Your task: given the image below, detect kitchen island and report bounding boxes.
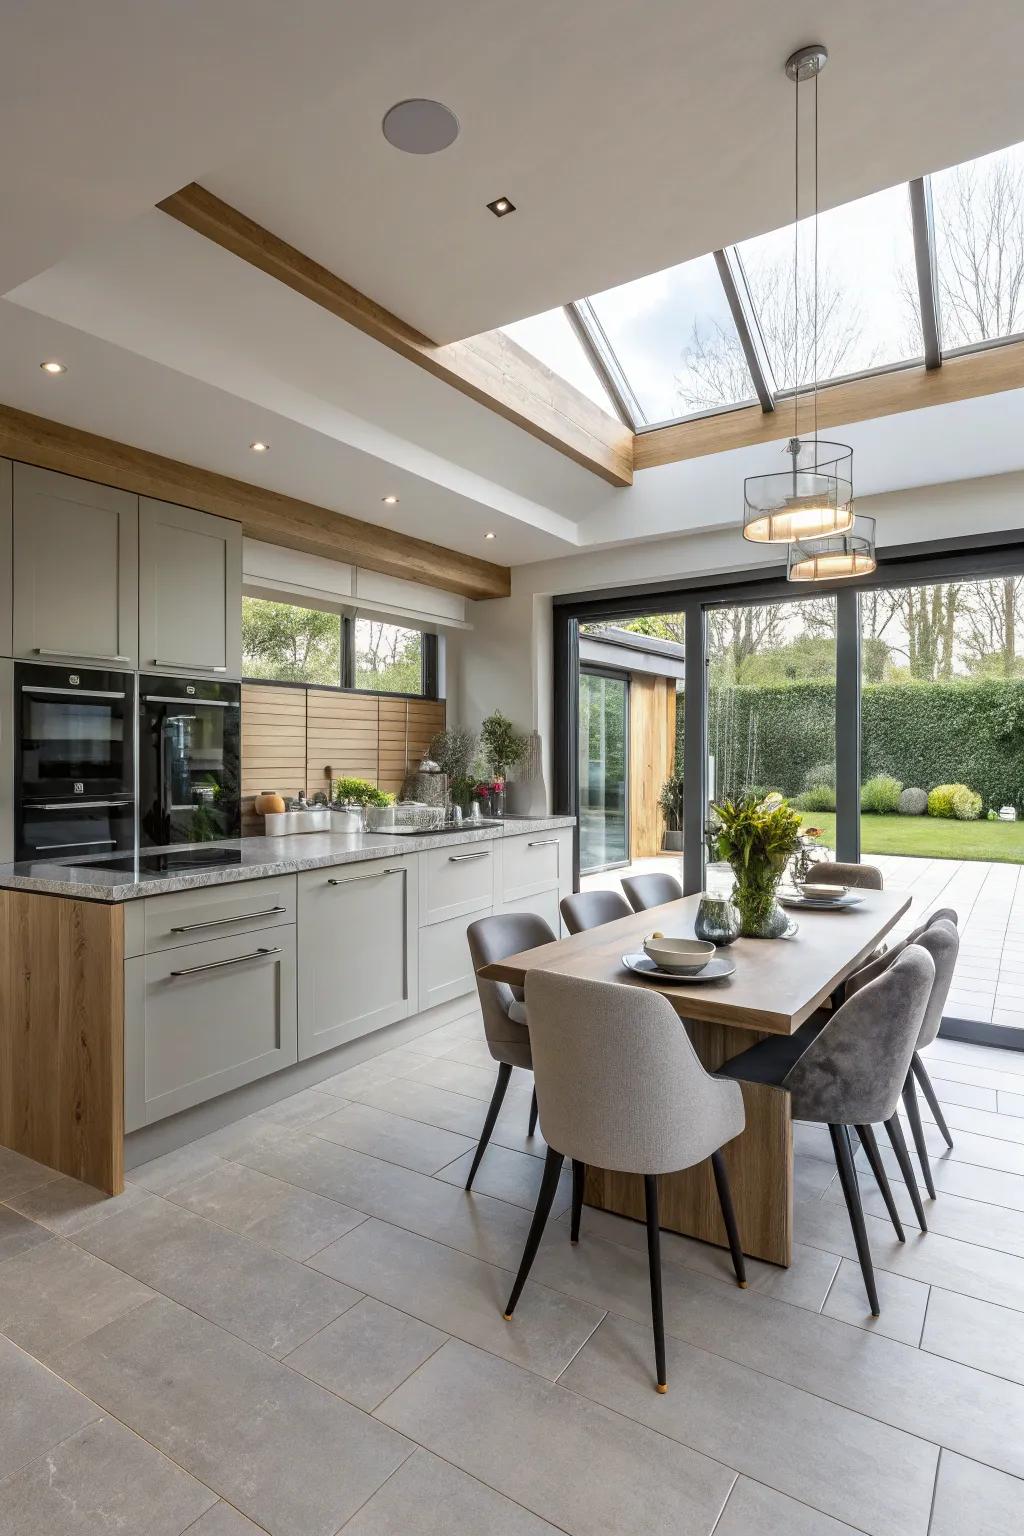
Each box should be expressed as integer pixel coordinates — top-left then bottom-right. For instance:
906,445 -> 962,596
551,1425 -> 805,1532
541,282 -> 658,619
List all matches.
0,816 -> 574,1194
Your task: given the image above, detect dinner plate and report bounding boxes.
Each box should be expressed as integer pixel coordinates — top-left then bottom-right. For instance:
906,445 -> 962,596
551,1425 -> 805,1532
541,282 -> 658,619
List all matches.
622,952 -> 736,984
779,890 -> 864,911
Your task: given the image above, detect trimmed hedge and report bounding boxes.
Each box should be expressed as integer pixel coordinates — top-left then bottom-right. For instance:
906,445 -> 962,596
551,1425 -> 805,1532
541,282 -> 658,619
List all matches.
698,678 -> 1024,813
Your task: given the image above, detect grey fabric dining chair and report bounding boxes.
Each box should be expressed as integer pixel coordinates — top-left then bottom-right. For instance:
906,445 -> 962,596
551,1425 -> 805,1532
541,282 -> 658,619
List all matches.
559,888 -> 632,934
908,911 -> 958,1157
718,947 -> 934,1316
466,911 -> 556,1188
502,971 -> 746,1394
620,871 -> 684,912
813,860 -> 884,891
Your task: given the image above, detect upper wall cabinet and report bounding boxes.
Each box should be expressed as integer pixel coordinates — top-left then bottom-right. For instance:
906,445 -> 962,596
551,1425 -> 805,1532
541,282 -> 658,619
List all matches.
12,464 -> 138,666
139,498 -> 242,678
0,459 -> 11,657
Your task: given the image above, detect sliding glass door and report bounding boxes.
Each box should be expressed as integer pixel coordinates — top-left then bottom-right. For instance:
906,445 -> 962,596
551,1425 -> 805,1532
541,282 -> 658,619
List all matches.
578,670 -> 628,873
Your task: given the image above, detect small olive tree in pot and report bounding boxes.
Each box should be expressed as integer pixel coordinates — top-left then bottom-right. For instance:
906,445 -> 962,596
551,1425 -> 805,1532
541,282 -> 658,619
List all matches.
659,767 -> 685,852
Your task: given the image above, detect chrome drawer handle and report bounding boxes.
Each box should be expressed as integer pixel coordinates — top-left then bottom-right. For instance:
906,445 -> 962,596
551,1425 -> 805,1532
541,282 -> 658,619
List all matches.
328,867 -> 405,885
33,648 -> 131,664
169,946 -> 280,978
152,660 -> 228,673
35,799 -> 132,811
37,838 -> 117,851
170,906 -> 286,933
527,839 -> 558,847
449,851 -> 490,862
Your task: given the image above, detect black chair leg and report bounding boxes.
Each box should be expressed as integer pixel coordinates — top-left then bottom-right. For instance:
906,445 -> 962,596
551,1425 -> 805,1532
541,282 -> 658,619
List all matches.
570,1160 -> 585,1243
465,1063 -> 512,1191
902,1074 -> 937,1200
912,1055 -> 954,1148
829,1123 -> 880,1317
528,1087 -> 539,1138
644,1175 -> 668,1393
884,1114 -> 928,1232
503,1147 -> 565,1319
855,1124 -> 905,1242
710,1149 -> 747,1287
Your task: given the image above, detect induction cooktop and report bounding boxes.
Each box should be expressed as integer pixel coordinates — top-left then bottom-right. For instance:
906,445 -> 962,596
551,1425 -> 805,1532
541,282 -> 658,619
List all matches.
101,847 -> 244,875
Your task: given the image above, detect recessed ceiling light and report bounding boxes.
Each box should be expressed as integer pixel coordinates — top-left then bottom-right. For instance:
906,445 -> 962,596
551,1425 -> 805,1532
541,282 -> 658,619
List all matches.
484,531 -> 497,540
382,494 -> 400,505
40,360 -> 66,374
382,99 -> 460,155
487,196 -> 516,218
250,441 -> 270,453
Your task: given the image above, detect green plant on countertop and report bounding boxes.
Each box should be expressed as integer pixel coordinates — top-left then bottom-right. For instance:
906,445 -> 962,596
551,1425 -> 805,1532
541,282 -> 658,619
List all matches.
429,727 -> 478,784
331,777 -> 393,808
449,775 -> 478,811
480,710 -> 528,781
713,792 -> 803,937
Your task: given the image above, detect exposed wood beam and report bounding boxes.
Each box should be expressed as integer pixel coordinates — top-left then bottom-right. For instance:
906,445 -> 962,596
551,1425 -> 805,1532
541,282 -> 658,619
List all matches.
158,183 -> 634,489
634,340 -> 1024,471
0,404 -> 510,600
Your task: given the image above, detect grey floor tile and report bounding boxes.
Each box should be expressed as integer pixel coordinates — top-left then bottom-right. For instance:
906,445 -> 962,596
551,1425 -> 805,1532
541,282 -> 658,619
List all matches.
0,1334 -> 99,1481
0,1147 -> 60,1202
350,1074 -> 547,1159
402,1015 -> 483,1057
340,1447 -> 562,1535
56,1297 -> 412,1536
285,1295 -> 447,1411
190,1114 -> 289,1162
435,1142 -> 572,1216
311,1102 -> 475,1174
922,1285 -> 1024,1385
929,1449 -> 1024,1536
163,1159 -> 366,1260
714,1477 -> 859,1535
561,1313 -> 936,1536
913,1096 -> 1024,1145
402,1055 -> 529,1103
310,1218 -> 604,1379
247,1085 -> 341,1130
317,1052 -> 433,1099
821,1258 -> 930,1345
128,1142 -> 226,1196
0,1237 -> 153,1366
893,1119 -> 1024,1178
793,1153 -> 837,1202
1000,1089 -> 1024,1117
439,1038 -> 499,1069
75,1196 -> 360,1357
183,1507 -> 267,1535
928,1080 -> 999,1113
0,1415 -> 216,1535
376,1338 -> 735,1536
0,1205 -> 51,1267
4,1174 -> 149,1236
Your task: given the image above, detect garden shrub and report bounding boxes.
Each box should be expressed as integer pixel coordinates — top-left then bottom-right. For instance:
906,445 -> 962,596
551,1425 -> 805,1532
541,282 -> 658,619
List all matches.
928,784 -> 957,818
861,774 -> 903,815
803,762 -> 836,791
899,787 -> 928,816
795,784 -> 837,812
951,784 -> 983,821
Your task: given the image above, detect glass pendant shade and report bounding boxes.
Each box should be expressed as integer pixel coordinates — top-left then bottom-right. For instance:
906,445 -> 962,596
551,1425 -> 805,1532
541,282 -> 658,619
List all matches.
787,514 -> 876,581
743,437 -> 854,543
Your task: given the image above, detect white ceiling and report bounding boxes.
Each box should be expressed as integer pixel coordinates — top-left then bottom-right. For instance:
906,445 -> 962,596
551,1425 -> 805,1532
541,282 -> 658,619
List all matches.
3,1 -> 1024,575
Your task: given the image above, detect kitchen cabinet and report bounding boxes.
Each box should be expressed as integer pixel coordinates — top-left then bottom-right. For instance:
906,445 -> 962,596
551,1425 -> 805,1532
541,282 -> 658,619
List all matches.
138,497 -> 242,678
0,458 -> 11,656
297,854 -> 418,1059
499,827 -> 574,906
12,464 -> 138,666
419,908 -> 479,1010
0,661 -> 11,862
124,925 -> 297,1131
418,838 -> 494,924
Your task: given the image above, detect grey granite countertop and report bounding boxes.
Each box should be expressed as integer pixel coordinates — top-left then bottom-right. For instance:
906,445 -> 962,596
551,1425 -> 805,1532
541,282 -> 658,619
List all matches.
0,816 -> 576,903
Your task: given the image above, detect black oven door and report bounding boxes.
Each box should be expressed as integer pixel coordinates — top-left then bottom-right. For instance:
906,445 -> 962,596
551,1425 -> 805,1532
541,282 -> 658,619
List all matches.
18,797 -> 135,863
16,664 -> 134,800
138,675 -> 241,847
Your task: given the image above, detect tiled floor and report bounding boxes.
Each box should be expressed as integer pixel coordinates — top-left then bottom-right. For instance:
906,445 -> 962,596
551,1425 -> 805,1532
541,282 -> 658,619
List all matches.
585,851 -> 1024,1028
2,1018 -> 1024,1534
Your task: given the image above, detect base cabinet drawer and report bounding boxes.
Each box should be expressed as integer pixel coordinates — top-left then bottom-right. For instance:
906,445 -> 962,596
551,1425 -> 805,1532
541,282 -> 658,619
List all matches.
419,839 -> 495,924
501,829 -> 572,903
419,909 -> 481,1011
297,856 -> 417,1060
125,927 -> 297,1130
497,886 -> 560,935
139,875 -> 297,955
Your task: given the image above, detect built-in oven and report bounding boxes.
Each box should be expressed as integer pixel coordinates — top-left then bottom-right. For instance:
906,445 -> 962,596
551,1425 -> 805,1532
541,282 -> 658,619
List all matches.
138,674 -> 241,848
14,662 -> 136,862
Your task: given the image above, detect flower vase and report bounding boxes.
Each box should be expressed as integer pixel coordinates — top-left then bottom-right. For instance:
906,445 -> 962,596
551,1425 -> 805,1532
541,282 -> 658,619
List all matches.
731,869 -> 789,938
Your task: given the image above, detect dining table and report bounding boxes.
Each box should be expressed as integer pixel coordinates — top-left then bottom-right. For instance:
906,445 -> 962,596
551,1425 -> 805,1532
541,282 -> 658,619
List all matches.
478,887 -> 911,1266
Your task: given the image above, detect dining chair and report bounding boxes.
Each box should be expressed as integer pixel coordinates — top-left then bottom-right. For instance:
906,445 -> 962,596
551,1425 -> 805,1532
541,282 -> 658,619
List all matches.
466,911 -> 556,1187
559,888 -> 632,934
908,910 -> 958,1153
502,971 -> 746,1394
621,871 -> 684,912
718,946 -> 934,1316
812,860 -> 883,890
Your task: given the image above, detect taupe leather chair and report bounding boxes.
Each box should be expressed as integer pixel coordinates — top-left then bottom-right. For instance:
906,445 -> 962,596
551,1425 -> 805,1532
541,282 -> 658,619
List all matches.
813,860 -> 883,890
719,947 -> 934,1316
621,871 -> 683,912
466,912 -> 556,1189
503,972 -> 746,1394
560,889 -> 631,934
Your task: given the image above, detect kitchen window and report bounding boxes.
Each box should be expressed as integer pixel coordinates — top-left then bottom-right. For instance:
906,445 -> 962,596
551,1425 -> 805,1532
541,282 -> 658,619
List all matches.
242,595 -> 435,698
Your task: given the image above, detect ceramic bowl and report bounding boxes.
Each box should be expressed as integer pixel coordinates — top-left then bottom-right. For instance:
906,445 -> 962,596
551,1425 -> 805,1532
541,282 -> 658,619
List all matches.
642,936 -> 716,975
797,883 -> 846,901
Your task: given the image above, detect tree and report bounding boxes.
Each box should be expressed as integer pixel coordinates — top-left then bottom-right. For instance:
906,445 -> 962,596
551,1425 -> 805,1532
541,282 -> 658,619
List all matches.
241,597 -> 340,684
354,621 -> 423,693
958,576 -> 1024,677
933,153 -> 1024,345
707,604 -> 786,684
894,585 -> 961,681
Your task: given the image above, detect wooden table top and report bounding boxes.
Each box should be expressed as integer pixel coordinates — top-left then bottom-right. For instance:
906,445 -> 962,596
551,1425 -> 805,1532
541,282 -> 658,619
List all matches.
479,890 -> 912,1036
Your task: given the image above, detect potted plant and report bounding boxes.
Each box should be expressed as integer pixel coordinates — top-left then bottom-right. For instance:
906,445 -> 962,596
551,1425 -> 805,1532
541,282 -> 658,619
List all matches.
429,727 -> 478,801
330,777 -> 393,832
658,766 -> 684,852
479,710 -> 528,816
712,792 -> 802,938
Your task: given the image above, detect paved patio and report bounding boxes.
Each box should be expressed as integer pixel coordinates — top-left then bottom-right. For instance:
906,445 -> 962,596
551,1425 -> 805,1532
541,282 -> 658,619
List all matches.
583,852 -> 1024,1031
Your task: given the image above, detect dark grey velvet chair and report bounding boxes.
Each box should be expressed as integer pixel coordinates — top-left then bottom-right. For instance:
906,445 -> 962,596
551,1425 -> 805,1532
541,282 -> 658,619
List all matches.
560,889 -> 631,934
813,860 -> 884,891
620,871 -> 683,912
719,947 -> 935,1316
466,911 -> 556,1189
908,911 -> 959,1159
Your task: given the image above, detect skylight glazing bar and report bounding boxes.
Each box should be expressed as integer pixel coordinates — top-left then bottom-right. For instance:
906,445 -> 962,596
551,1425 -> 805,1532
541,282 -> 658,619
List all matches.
567,299 -> 648,428
909,176 -> 942,369
714,248 -> 777,412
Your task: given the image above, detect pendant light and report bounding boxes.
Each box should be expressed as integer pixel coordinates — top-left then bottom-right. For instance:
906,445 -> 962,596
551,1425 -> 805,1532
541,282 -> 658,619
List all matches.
787,514 -> 877,581
742,44 -> 856,549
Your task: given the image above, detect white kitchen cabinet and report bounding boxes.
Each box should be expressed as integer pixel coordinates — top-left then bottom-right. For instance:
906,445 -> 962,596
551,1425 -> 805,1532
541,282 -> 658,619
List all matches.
12,464 -> 138,666
138,497 -> 242,678
124,925 -> 297,1131
297,854 -> 418,1059
418,838 -> 495,924
418,908 -> 480,1010
497,885 -> 561,935
138,874 -> 296,955
0,660 -> 12,863
499,827 -> 574,906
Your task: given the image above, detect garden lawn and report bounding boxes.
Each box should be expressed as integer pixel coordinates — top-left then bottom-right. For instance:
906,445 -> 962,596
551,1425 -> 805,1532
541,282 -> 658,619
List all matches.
796,812 -> 1024,865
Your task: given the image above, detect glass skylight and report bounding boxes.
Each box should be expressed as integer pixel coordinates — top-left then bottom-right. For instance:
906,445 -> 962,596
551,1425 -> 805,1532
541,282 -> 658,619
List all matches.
500,308 -> 618,415
931,138 -> 1024,350
586,253 -> 756,425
